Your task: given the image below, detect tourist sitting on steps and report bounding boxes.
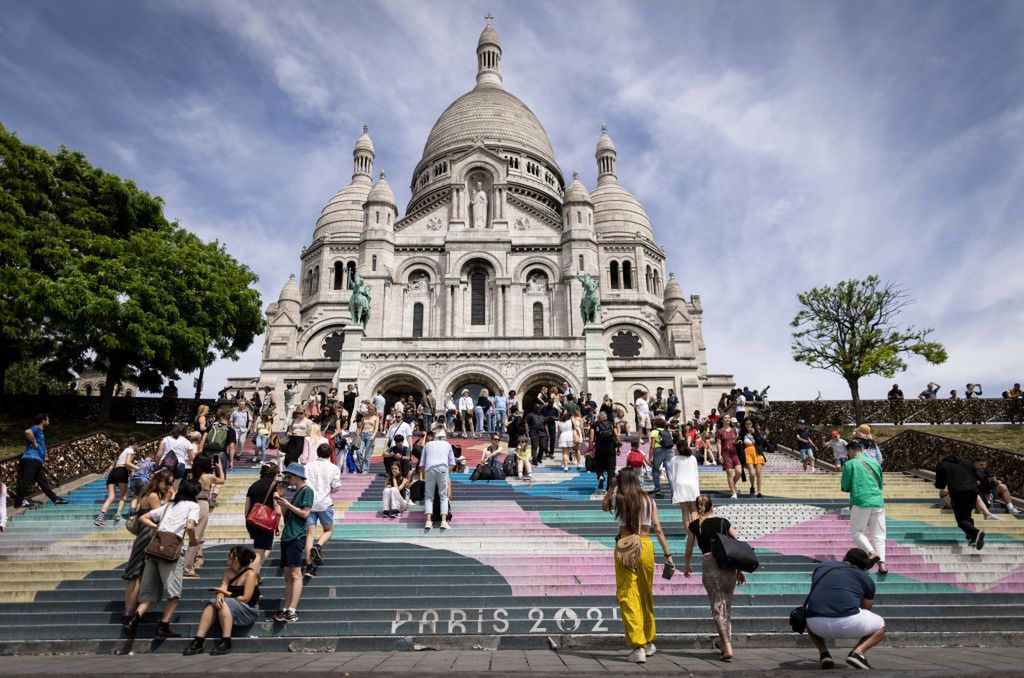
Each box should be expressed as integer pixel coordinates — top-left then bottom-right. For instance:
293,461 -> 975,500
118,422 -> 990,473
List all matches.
804,548 -> 886,670
382,462 -> 410,518
182,546 -> 261,656
974,457 -> 1020,516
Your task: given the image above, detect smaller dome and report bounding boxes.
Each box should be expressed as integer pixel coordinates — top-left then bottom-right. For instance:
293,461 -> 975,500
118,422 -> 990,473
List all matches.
563,172 -> 592,204
596,124 -> 616,154
663,273 -> 685,305
366,171 -> 396,206
278,274 -> 300,305
314,180 -> 372,238
354,124 -> 374,154
591,181 -> 654,239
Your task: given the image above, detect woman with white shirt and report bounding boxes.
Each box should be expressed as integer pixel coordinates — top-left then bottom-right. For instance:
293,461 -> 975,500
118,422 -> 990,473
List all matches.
670,438 -> 701,523
444,392 -> 457,433
457,389 -> 473,438
95,437 -> 138,527
159,424 -> 192,486
125,479 -> 201,640
556,411 -> 575,472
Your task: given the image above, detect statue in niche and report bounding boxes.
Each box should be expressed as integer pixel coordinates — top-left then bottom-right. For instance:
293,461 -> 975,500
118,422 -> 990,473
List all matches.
471,181 -> 488,228
408,275 -> 428,295
526,272 -> 548,294
578,272 -> 600,325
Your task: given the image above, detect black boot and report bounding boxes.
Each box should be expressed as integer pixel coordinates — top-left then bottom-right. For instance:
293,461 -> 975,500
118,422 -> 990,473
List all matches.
183,637 -> 206,655
209,638 -> 232,655
155,622 -> 181,640
124,613 -> 140,638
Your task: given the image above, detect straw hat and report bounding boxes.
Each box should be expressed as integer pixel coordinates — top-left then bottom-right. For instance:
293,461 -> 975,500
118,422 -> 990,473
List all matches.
854,424 -> 874,440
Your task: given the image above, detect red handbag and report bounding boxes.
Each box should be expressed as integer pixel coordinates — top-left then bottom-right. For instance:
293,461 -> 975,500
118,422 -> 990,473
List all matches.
246,481 -> 280,533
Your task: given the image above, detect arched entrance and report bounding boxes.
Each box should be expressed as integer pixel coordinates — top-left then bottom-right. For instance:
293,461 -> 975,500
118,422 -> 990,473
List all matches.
516,371 -> 580,415
369,372 -> 430,418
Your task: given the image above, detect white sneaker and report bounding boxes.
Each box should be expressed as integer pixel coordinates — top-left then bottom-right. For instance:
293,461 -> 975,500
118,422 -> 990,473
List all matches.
424,521 -> 433,530
730,493 -> 738,499
626,647 -> 646,663
643,642 -> 656,656
1009,505 -> 1021,515
985,514 -> 1001,521
440,521 -> 450,530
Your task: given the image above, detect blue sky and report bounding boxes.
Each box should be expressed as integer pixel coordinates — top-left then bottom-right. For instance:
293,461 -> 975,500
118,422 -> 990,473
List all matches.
2,0 -> 1022,399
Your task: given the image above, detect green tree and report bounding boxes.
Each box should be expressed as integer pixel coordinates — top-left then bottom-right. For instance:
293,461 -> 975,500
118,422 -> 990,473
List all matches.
0,123 -> 265,419
790,275 -> 947,423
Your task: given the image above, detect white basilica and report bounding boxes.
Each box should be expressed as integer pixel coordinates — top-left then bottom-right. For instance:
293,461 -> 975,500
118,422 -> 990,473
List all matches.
243,19 -> 732,423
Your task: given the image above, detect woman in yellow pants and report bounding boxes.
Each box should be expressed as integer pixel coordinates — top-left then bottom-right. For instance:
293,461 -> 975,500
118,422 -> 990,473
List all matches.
602,469 -> 674,663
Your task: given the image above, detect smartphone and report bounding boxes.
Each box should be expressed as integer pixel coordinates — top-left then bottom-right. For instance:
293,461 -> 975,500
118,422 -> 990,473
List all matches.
662,561 -> 676,580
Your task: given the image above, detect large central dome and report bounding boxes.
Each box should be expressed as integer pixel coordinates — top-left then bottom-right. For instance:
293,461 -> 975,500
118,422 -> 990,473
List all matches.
421,86 -> 558,170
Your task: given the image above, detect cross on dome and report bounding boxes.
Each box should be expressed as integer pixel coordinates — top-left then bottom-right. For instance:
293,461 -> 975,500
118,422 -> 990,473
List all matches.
363,123 -> 369,134
485,13 -> 494,25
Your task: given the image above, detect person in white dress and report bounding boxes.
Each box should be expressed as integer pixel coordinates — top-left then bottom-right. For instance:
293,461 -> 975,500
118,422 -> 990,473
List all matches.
556,411 -> 576,472
670,438 -> 701,523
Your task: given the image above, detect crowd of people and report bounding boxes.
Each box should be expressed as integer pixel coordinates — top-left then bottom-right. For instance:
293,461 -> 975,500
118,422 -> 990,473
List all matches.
6,369 -> 1020,664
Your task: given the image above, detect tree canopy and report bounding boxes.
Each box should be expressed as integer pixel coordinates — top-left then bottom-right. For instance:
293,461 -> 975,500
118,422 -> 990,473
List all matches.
790,275 -> 947,423
0,123 -> 265,419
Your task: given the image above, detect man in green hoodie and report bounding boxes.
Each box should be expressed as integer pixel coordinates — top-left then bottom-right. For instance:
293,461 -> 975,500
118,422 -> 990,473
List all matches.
841,441 -> 887,574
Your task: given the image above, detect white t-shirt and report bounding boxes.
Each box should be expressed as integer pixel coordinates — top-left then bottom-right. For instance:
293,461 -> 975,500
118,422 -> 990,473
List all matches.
373,395 -> 386,412
635,398 -> 651,418
148,500 -> 200,537
735,395 -> 747,412
420,440 -> 456,470
826,438 -> 850,459
116,447 -> 134,466
160,435 -> 192,464
387,421 -> 413,448
394,401 -> 405,415
305,458 -> 341,512
458,396 -> 473,412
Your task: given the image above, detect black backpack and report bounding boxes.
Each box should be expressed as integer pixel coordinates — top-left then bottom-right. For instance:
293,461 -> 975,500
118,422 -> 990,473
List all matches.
595,420 -> 616,444
502,455 -> 518,478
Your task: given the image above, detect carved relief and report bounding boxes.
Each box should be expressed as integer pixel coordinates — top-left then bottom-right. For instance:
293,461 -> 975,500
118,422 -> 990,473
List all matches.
408,273 -> 429,295
525,272 -> 548,294
427,216 -> 444,231
500,362 -> 520,380
427,362 -> 448,378
359,363 -> 377,378
514,216 -> 530,231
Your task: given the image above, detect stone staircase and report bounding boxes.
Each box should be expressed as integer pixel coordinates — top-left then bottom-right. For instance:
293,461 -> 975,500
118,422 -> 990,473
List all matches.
0,440 -> 1021,653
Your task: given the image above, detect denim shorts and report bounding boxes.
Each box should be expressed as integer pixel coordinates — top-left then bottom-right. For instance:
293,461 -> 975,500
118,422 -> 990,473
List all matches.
799,447 -> 815,460
306,506 -> 334,527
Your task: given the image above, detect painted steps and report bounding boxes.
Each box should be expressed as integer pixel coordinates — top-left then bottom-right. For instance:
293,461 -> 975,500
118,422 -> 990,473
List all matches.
0,435 -> 1022,653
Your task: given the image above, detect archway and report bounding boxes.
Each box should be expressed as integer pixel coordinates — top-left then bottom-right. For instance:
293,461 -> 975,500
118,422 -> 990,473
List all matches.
516,371 -> 580,415
369,372 -> 430,418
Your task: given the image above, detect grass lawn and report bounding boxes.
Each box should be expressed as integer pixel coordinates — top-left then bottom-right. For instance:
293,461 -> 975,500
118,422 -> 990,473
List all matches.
0,414 -> 167,458
831,424 -> 1024,454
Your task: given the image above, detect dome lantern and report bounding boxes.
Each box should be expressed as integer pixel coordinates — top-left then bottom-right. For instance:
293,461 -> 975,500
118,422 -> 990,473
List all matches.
596,123 -> 617,184
476,14 -> 502,88
352,123 -> 374,183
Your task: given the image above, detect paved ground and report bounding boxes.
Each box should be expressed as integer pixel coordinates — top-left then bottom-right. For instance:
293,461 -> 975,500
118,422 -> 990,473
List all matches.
1,647 -> 1023,676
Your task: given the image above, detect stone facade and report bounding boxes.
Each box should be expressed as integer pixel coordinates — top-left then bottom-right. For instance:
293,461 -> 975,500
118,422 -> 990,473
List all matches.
231,19 -> 733,427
